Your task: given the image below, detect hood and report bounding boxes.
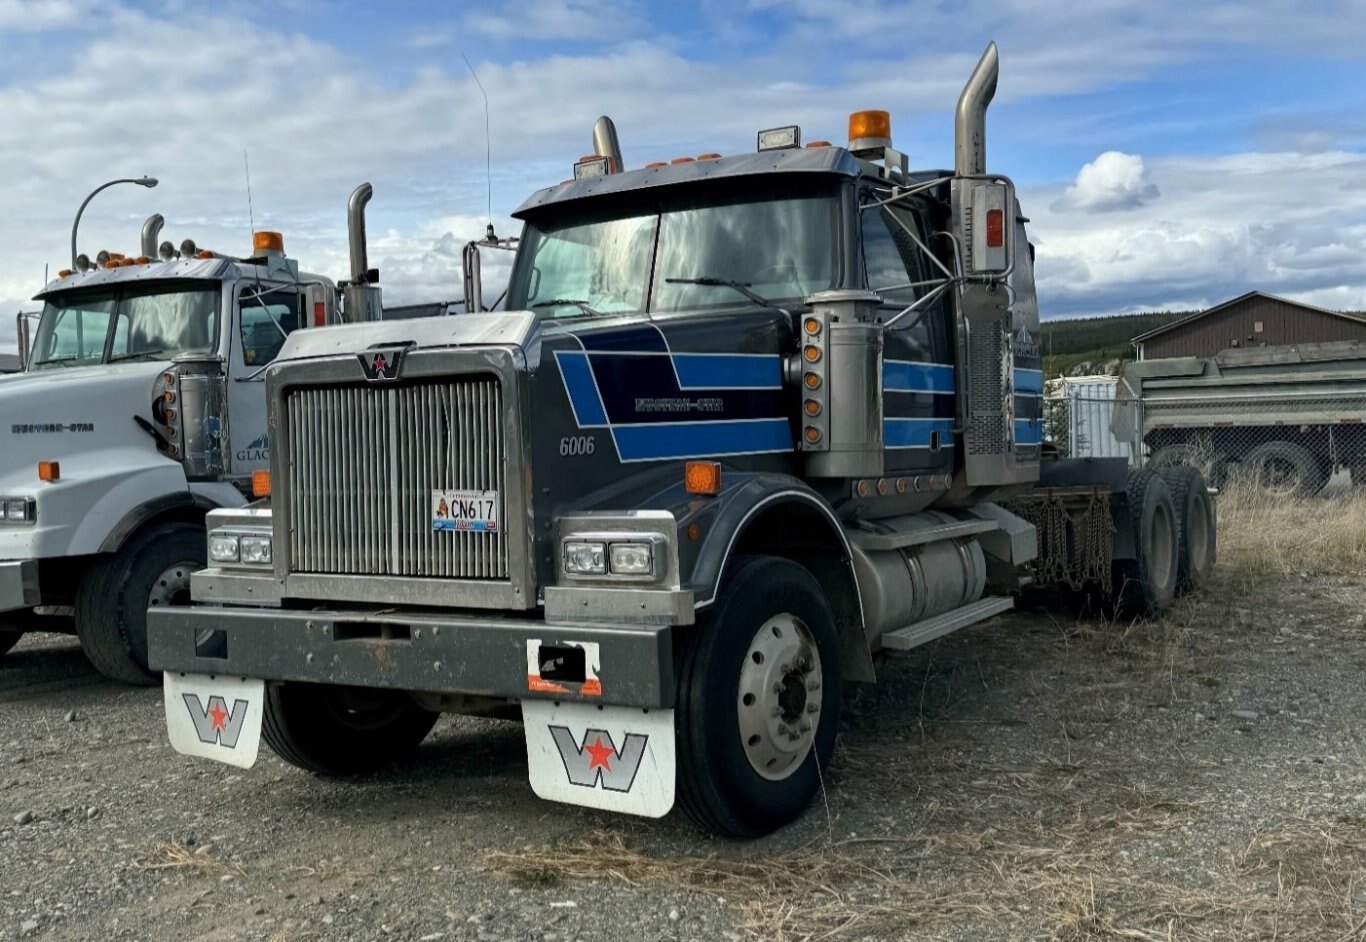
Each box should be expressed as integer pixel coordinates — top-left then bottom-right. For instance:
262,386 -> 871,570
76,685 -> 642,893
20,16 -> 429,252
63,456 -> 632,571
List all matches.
271,311 -> 543,370
0,360 -> 172,485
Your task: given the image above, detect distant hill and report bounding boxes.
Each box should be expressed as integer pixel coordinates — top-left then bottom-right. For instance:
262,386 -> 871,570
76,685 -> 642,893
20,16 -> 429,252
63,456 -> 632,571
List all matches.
1039,310 -> 1192,378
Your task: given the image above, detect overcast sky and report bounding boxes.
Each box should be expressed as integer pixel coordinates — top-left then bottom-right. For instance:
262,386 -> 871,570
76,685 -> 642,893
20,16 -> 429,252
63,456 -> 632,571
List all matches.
2,0 -> 1365,349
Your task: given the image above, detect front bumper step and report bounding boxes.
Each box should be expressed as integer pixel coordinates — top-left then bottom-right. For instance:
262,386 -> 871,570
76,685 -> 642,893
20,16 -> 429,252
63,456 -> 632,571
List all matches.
147,606 -> 676,708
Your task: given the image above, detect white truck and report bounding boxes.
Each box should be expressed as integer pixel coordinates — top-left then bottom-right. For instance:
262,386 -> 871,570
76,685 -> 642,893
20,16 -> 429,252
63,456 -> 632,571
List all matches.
0,191 -> 391,681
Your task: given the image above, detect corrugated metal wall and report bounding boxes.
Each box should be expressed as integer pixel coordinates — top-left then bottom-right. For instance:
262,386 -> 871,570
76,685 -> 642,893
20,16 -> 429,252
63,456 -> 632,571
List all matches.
1141,297 -> 1366,359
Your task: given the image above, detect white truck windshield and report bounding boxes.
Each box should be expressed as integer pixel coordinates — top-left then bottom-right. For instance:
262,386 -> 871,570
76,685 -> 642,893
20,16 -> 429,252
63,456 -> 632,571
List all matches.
509,187 -> 840,318
32,284 -> 220,369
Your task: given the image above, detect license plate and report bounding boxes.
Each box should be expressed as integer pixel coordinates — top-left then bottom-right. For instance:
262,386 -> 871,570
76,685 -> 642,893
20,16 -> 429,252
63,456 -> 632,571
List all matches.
522,700 -> 675,818
163,672 -> 264,769
432,489 -> 499,532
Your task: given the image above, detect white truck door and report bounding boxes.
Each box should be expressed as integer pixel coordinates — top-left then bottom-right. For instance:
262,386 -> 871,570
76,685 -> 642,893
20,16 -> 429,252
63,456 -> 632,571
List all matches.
225,284 -> 303,477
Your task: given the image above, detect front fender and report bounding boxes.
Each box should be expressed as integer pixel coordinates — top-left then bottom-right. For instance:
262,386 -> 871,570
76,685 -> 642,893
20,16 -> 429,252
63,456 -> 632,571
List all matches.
0,448 -> 206,560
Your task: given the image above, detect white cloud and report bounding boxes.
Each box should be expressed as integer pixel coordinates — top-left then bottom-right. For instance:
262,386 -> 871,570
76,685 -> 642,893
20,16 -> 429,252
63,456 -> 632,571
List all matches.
1054,151 -> 1160,212
1029,151 -> 1366,315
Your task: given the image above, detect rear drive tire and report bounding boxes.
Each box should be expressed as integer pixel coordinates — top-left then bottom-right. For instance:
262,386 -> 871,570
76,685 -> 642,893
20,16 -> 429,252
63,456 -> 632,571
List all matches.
262,682 -> 439,775
675,555 -> 842,838
1114,469 -> 1179,618
74,523 -> 204,685
1242,441 -> 1325,496
1159,465 -> 1217,594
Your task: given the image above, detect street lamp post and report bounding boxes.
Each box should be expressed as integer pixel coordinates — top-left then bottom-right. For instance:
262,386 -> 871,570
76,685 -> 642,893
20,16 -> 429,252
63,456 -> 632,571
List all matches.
70,176 -> 159,269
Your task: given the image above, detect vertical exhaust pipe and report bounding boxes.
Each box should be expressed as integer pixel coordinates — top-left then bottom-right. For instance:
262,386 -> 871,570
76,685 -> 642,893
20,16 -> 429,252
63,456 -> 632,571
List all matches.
592,116 -> 624,173
141,214 -> 164,259
344,182 -> 383,322
347,182 -> 373,283
954,42 -> 998,176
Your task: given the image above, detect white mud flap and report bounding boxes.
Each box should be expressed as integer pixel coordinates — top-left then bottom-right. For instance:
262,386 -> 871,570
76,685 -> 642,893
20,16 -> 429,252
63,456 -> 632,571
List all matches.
163,672 -> 265,769
522,700 -> 675,818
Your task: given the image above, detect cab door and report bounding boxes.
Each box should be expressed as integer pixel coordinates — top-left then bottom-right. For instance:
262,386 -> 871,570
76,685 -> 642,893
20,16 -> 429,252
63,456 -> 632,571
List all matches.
224,283 -> 302,477
859,197 -> 955,477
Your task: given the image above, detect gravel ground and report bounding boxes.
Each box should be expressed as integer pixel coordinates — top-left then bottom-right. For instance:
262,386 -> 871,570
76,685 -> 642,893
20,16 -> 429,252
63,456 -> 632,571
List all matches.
2,569 -> 1365,942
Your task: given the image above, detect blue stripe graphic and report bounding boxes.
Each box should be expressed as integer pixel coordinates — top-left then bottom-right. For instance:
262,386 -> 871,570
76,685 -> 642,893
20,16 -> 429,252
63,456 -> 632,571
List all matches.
1015,418 -> 1043,445
613,419 -> 792,461
885,360 -> 954,394
1014,369 -> 1044,396
554,351 -> 608,427
884,417 -> 956,449
673,354 -> 782,389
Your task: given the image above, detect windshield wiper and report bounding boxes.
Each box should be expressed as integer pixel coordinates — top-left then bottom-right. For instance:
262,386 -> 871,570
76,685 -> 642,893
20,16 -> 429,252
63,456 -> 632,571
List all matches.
34,357 -> 79,368
530,299 -> 602,317
665,277 -> 775,308
107,349 -> 166,363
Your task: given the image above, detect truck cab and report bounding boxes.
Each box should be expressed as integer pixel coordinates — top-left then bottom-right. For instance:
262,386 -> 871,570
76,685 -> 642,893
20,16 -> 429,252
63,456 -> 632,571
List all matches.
0,226 -> 338,681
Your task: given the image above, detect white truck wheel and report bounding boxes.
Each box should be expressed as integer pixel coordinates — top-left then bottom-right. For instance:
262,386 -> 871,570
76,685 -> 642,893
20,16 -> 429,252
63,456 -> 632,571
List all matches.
74,523 -> 204,685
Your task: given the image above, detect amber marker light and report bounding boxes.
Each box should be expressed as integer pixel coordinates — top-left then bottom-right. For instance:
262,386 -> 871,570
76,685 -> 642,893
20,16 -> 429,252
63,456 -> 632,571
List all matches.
685,461 -> 722,496
803,372 -> 821,390
804,427 -> 822,444
252,470 -> 272,498
38,461 -> 60,482
803,345 -> 821,363
804,399 -> 821,416
848,109 -> 892,142
803,317 -> 821,335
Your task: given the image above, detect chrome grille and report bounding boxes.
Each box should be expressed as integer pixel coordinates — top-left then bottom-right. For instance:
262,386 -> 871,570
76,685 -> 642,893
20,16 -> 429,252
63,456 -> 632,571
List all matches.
286,378 -> 508,579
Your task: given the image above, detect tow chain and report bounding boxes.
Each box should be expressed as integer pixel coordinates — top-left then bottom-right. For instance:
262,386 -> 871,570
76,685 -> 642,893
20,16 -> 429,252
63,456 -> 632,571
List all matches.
1006,490 -> 1114,593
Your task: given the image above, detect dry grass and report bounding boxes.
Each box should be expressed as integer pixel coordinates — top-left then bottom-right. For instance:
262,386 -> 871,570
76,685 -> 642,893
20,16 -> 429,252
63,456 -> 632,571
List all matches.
133,841 -> 244,878
484,804 -> 1366,941
1216,481 -> 1366,581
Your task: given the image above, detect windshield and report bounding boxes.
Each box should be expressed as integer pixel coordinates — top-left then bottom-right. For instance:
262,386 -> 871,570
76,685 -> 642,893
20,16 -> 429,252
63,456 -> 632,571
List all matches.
508,183 -> 841,318
32,283 -> 220,369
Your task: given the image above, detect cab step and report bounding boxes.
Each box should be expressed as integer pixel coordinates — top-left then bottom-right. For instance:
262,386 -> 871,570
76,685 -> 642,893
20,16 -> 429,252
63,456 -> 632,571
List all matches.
879,596 -> 1015,651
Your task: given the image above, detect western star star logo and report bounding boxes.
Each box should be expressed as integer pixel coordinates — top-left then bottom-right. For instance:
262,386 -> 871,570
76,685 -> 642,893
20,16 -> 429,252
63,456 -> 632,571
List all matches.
182,694 -> 250,749
357,348 -> 403,382
550,726 -> 649,792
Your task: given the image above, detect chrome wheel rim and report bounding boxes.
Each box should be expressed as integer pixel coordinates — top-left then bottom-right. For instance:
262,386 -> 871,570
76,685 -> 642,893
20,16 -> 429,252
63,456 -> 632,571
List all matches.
147,561 -> 194,609
736,613 -> 822,782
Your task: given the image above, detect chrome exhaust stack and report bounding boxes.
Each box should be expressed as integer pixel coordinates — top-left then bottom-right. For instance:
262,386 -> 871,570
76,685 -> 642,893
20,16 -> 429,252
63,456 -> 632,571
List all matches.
592,116 -> 624,173
954,41 -> 998,177
345,182 -> 382,322
141,214 -> 165,259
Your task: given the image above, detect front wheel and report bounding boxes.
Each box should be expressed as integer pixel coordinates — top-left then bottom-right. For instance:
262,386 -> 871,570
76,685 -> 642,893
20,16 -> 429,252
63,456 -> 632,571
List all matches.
675,556 -> 842,838
262,682 -> 439,775
75,523 -> 204,685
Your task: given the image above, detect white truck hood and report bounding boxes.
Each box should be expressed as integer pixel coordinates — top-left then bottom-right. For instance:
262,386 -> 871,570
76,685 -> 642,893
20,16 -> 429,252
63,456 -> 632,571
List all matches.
0,361 -> 196,560
0,361 -> 172,482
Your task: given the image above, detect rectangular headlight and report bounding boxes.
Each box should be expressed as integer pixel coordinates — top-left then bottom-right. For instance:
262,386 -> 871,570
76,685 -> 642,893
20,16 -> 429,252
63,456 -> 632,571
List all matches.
208,532 -> 240,563
239,535 -> 272,565
2,498 -> 34,523
609,542 -> 653,576
563,541 -> 606,575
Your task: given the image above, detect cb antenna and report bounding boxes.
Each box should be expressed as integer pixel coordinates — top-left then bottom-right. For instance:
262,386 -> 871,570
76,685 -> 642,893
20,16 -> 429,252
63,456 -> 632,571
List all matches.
461,52 -> 494,234
243,149 -> 256,237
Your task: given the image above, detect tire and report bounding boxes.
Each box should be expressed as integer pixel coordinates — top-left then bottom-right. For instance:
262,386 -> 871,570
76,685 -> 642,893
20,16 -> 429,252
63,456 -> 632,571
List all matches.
262,682 -> 439,775
75,523 -> 204,685
1242,441 -> 1325,497
1149,443 -> 1229,487
1159,466 -> 1217,594
1114,469 -> 1179,618
675,556 -> 842,838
